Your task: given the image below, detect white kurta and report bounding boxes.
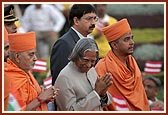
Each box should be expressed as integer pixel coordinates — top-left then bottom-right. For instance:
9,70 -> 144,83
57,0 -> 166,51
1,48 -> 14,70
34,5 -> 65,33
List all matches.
54,61 -> 112,111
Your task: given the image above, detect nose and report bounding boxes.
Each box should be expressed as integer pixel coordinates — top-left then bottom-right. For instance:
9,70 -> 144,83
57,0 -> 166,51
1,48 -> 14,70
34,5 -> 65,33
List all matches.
91,20 -> 96,26
34,54 -> 37,61
13,23 -> 17,29
130,38 -> 134,45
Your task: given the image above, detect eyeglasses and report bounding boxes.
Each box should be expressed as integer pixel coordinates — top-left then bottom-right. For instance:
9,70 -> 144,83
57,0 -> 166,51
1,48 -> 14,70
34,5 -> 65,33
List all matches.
82,16 -> 99,22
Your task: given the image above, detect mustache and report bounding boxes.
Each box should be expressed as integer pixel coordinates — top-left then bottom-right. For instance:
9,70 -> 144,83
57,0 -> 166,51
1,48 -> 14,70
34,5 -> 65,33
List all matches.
89,24 -> 95,29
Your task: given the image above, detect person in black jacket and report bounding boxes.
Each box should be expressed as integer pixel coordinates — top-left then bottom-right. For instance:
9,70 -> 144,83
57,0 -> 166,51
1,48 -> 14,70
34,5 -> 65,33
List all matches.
50,4 -> 98,85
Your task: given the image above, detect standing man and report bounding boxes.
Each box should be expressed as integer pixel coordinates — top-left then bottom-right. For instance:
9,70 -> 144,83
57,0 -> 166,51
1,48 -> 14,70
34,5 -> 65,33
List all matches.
54,38 -> 112,111
51,4 -> 98,85
4,32 -> 59,111
95,18 -> 150,111
4,4 -> 18,33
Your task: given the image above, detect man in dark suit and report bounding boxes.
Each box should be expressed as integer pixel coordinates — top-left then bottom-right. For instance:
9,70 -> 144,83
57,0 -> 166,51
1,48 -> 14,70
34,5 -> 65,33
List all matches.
50,4 -> 98,85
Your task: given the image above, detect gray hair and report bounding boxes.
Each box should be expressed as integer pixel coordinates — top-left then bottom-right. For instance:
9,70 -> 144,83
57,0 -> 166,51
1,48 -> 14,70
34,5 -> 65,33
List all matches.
69,38 -> 99,61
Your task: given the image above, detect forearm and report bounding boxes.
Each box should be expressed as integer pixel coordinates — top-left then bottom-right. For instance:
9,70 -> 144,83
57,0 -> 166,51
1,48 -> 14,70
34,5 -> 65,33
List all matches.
25,98 -> 44,111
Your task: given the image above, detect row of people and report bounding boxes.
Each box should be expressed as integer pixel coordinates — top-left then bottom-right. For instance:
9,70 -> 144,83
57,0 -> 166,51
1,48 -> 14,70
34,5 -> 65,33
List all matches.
6,4 -> 118,60
4,4 -> 163,111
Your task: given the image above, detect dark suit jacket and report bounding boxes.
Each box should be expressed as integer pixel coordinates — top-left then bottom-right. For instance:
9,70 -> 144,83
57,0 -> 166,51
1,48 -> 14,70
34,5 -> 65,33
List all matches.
50,28 -> 80,85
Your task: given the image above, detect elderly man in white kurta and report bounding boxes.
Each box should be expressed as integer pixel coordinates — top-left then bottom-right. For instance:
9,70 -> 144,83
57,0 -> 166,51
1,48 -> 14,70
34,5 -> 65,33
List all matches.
54,38 -> 113,111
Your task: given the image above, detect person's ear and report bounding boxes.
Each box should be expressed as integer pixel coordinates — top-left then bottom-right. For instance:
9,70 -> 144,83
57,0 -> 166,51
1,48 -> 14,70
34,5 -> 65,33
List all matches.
14,52 -> 20,63
73,17 -> 80,26
111,42 -> 117,50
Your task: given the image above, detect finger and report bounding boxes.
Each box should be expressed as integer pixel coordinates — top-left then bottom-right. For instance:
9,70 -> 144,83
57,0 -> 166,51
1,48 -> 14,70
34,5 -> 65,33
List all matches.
50,86 -> 55,90
52,95 -> 56,98
103,80 -> 113,89
55,88 -> 60,91
40,85 -> 44,89
53,91 -> 59,95
106,76 -> 113,84
103,74 -> 112,83
107,72 -> 112,76
41,86 -> 45,92
100,74 -> 107,81
106,81 -> 113,87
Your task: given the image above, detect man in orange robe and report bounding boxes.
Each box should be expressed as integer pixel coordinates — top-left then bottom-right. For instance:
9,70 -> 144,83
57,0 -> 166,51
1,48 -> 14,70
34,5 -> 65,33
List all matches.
95,18 -> 150,111
4,32 -> 59,111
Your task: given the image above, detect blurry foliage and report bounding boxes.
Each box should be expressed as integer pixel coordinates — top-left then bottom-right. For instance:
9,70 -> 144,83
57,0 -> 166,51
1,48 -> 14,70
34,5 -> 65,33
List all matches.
33,72 -> 47,85
132,28 -> 164,43
157,85 -> 164,101
133,43 -> 164,61
107,4 -> 164,16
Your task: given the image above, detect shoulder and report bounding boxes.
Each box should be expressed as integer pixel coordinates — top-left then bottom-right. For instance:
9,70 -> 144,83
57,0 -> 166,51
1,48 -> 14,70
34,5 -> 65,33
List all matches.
128,55 -> 137,64
55,63 -> 73,83
52,36 -> 71,51
59,29 -> 79,44
95,58 -> 106,68
59,63 -> 71,75
53,30 -> 72,46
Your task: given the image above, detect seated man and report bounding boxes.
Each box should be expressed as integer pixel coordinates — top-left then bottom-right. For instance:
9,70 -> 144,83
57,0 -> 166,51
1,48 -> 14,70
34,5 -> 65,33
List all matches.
143,76 -> 164,110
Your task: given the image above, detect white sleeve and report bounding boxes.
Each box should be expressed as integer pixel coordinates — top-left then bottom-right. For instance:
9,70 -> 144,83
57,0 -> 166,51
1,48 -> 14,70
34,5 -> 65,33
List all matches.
48,5 -> 66,32
55,75 -> 101,111
20,5 -> 33,32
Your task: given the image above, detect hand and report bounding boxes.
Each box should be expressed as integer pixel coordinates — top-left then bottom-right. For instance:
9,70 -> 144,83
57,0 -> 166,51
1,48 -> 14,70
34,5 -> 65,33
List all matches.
95,73 -> 113,96
38,86 -> 59,103
103,22 -> 109,27
150,100 -> 164,110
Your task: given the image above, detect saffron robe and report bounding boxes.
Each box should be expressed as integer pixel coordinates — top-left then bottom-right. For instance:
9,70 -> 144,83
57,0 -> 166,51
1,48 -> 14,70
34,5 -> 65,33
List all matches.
4,59 -> 48,111
95,50 -> 150,111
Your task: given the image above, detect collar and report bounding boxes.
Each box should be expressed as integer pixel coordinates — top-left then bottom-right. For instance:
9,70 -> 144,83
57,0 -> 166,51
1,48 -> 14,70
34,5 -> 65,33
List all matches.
71,27 -> 88,39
